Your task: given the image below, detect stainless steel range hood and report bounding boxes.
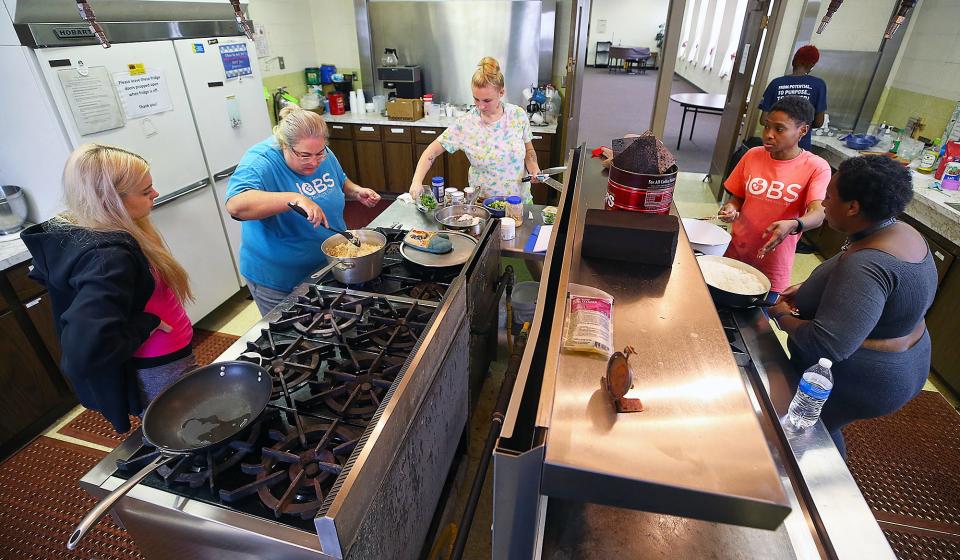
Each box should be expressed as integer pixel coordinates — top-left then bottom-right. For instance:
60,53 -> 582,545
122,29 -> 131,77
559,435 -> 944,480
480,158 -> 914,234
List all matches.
9,0 -> 248,47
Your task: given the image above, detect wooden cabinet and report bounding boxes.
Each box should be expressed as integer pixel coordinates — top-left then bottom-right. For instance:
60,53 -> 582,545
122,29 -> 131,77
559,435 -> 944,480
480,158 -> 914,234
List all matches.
383,141 -> 414,194
0,261 -> 75,459
355,145 -> 387,192
927,261 -> 960,395
328,121 -> 357,181
927,236 -> 955,288
0,311 -> 65,444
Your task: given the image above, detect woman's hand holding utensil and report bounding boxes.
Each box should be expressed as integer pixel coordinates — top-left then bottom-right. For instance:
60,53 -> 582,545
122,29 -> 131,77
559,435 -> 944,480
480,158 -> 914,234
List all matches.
287,201 -> 360,246
287,196 -> 329,228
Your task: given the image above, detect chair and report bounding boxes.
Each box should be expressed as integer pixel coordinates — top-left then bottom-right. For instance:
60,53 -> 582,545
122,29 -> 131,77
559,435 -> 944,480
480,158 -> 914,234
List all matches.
594,41 -> 612,68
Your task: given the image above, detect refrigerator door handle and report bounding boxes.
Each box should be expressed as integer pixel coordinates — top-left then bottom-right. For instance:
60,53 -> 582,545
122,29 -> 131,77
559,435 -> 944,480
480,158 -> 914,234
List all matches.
154,178 -> 211,208
213,165 -> 238,181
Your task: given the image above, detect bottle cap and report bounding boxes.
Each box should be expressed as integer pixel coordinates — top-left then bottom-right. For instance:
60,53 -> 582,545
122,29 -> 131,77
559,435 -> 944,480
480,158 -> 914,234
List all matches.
818,358 -> 833,369
431,176 -> 444,185
506,195 -> 522,204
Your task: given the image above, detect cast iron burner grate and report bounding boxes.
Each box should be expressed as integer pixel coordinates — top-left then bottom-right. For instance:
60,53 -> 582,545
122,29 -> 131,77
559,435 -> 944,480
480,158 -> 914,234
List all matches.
219,419 -> 361,519
297,348 -> 406,419
277,290 -> 368,337
238,331 -> 325,398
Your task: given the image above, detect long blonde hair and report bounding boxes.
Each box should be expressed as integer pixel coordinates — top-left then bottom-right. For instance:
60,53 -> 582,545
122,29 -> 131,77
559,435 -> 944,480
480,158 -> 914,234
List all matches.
59,144 -> 193,303
471,56 -> 505,91
273,105 -> 328,148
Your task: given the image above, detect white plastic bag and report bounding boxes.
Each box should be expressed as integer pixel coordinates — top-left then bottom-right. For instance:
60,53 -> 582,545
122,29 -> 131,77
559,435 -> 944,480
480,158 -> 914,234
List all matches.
562,284 -> 614,357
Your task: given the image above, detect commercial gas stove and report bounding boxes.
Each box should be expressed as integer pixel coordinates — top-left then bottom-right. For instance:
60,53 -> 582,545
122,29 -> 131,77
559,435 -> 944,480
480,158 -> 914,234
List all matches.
81,224 -> 504,559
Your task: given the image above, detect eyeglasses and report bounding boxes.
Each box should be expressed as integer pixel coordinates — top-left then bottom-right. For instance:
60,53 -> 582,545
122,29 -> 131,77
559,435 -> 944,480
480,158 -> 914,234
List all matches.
288,146 -> 328,162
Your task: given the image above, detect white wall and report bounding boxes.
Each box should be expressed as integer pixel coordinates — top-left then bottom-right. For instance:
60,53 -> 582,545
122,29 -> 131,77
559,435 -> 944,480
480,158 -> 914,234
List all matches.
247,0 -> 319,76
886,0 -> 960,100
309,0 -> 361,71
810,0 -> 895,53
0,46 -> 73,222
0,0 -> 18,46
585,0 -> 669,66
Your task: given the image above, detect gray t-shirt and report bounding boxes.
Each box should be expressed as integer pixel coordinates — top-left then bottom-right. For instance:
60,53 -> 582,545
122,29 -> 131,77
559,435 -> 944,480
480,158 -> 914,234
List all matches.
792,248 -> 937,362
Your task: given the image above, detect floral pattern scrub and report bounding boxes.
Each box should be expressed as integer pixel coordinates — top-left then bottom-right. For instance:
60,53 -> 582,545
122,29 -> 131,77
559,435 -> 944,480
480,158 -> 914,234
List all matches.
438,102 -> 534,202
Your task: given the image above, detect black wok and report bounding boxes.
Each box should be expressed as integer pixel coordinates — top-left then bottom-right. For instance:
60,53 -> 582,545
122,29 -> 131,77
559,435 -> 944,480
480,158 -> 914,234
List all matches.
696,255 -> 775,308
67,361 -> 272,550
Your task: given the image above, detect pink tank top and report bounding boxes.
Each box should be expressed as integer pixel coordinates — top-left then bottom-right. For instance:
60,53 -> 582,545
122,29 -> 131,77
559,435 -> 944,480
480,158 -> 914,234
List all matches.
133,271 -> 193,358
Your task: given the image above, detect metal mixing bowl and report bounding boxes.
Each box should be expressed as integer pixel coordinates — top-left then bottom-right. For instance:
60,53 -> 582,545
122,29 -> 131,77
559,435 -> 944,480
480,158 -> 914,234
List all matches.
0,185 -> 28,235
433,204 -> 490,237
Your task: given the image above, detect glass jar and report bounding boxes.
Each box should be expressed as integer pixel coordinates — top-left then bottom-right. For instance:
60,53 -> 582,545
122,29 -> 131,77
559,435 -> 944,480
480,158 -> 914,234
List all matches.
450,190 -> 464,205
506,195 -> 524,226
463,187 -> 477,205
444,187 -> 457,206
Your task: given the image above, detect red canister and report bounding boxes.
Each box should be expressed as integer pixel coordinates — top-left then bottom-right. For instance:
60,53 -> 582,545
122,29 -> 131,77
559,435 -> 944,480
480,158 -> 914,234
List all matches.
327,93 -> 345,115
605,164 -> 679,214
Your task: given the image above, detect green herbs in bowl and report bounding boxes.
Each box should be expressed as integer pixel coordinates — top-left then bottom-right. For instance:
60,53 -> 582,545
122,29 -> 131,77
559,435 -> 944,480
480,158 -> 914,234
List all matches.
418,193 -> 438,212
488,200 -> 507,211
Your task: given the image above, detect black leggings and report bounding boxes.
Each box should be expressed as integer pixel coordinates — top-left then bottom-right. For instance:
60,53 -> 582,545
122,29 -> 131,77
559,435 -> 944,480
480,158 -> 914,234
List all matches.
788,331 -> 931,457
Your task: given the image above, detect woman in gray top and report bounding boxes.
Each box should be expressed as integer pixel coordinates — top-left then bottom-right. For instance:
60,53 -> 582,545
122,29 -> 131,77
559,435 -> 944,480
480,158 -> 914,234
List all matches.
769,155 -> 937,456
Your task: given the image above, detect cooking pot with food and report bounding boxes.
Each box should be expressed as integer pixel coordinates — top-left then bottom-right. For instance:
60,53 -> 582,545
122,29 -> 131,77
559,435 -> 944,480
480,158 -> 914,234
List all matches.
433,204 -> 490,237
321,229 -> 386,284
696,255 -> 773,308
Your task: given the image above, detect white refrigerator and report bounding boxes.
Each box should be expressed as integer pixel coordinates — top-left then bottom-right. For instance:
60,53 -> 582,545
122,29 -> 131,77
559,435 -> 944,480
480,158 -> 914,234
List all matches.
17,36 -> 271,321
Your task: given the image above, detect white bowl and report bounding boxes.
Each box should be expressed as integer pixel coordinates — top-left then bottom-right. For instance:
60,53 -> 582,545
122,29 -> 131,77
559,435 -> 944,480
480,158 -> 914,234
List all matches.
681,217 -> 731,256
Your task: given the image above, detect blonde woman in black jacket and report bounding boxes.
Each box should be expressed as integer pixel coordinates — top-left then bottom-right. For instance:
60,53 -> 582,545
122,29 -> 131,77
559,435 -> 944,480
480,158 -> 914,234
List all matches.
22,144 -> 196,433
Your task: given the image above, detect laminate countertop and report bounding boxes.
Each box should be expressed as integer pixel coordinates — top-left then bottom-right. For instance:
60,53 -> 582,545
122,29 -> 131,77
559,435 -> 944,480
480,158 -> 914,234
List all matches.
0,233 -> 30,271
811,136 -> 960,247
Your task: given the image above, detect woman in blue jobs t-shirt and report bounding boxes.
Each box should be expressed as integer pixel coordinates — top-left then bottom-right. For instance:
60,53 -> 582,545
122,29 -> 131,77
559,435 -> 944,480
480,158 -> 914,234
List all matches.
225,105 -> 381,315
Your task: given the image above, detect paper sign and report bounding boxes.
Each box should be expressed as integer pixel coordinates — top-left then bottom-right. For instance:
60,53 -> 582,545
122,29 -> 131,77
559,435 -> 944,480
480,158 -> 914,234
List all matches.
192,43 -> 205,53
254,24 -> 269,57
226,95 -> 242,128
219,43 -> 252,79
114,70 -> 173,119
57,66 -> 125,136
127,63 -> 145,75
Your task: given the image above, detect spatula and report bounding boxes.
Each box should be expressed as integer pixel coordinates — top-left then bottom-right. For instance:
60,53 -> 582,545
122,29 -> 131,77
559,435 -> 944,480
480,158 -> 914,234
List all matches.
287,201 -> 361,247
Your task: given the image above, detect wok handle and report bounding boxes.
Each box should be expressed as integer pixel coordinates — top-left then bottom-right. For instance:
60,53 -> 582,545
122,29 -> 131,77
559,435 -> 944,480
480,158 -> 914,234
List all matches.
67,452 -> 176,550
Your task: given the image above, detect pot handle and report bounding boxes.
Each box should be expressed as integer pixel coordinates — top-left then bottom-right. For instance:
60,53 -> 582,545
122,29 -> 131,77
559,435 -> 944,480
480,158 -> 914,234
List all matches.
67,452 -> 178,550
335,261 -> 355,270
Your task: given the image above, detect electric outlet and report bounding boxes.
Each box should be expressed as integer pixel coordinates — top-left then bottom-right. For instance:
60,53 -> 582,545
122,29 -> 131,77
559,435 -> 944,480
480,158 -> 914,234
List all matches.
278,56 -> 285,70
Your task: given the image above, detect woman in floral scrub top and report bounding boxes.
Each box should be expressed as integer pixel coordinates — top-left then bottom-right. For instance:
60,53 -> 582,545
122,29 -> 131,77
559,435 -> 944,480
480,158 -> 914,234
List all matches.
410,57 -> 541,202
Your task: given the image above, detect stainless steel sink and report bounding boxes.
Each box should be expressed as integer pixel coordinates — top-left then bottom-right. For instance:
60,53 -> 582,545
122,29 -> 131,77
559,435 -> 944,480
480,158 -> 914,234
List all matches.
947,202 -> 960,212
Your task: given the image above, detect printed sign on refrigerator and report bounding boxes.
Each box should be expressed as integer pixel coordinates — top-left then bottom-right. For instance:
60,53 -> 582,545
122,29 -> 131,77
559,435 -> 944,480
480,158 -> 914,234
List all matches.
219,43 -> 252,79
114,70 -> 174,119
57,66 -> 125,136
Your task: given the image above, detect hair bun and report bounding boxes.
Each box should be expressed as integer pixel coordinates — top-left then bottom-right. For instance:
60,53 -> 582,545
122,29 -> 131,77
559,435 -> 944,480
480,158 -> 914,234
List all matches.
278,104 -> 303,120
478,56 -> 500,77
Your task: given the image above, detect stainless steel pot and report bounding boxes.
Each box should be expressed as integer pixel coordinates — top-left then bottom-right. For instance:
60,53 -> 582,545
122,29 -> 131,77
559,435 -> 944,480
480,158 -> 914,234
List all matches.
0,185 -> 28,235
321,229 -> 386,284
434,204 -> 490,237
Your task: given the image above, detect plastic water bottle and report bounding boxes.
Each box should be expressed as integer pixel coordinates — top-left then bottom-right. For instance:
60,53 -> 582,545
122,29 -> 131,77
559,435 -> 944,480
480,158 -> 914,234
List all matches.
786,358 -> 834,431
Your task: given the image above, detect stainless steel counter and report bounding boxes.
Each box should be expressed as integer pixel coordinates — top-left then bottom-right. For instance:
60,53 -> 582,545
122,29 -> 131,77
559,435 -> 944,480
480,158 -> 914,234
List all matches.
493,152 -> 894,559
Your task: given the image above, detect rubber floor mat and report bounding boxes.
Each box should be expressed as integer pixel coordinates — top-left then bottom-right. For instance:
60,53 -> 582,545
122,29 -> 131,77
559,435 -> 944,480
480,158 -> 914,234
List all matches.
0,436 -> 143,559
843,390 -> 960,558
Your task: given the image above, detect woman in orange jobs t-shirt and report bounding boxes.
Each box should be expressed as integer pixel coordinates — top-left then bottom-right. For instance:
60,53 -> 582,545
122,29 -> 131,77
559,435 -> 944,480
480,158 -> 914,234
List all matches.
718,96 -> 831,296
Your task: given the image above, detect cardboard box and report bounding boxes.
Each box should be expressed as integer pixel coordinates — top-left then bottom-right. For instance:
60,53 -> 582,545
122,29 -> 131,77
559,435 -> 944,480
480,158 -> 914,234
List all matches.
387,98 -> 424,121
582,209 -> 679,266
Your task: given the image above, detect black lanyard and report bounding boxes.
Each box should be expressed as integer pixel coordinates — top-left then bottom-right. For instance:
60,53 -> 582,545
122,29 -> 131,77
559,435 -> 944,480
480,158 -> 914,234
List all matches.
841,217 -> 897,252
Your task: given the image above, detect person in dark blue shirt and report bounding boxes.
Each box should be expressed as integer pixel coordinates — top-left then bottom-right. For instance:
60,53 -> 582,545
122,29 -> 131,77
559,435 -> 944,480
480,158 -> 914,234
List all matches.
759,45 -> 827,151
226,105 -> 381,315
